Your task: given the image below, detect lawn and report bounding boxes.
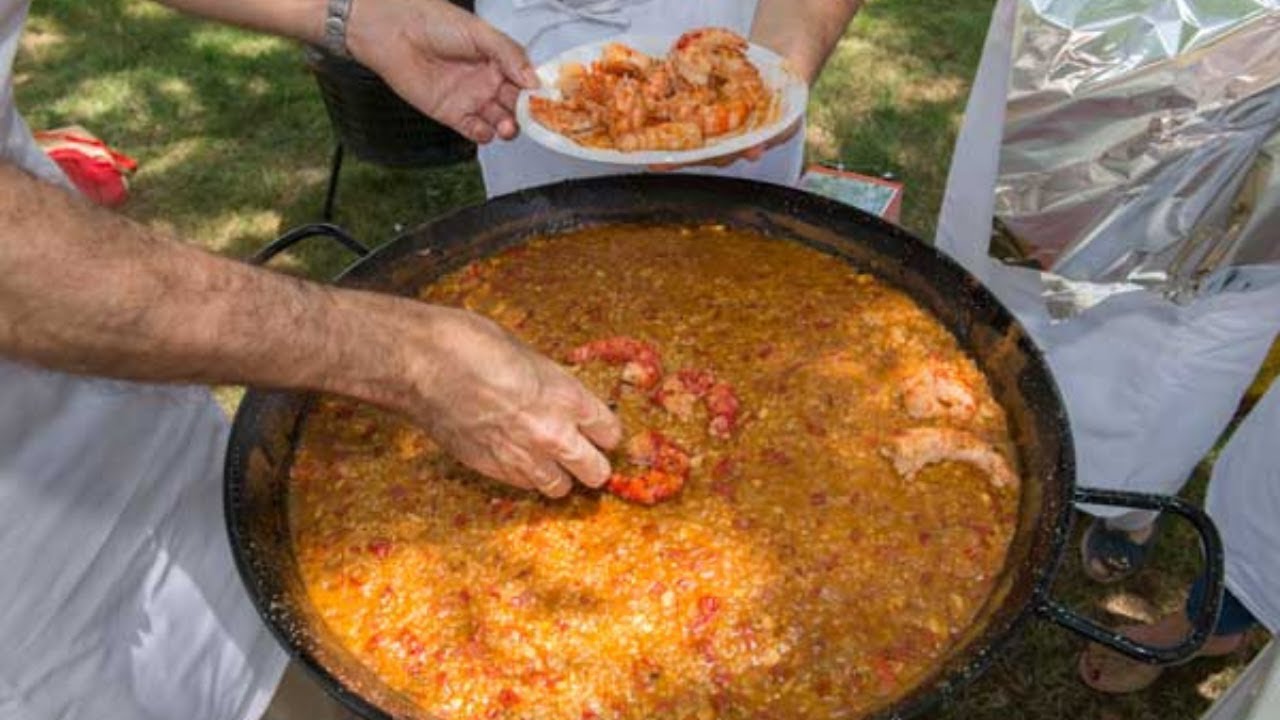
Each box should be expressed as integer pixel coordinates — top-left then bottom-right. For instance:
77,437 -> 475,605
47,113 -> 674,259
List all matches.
14,1 -> 1273,718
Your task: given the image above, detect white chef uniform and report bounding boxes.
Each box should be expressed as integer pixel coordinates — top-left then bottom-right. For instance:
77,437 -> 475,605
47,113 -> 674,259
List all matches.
0,2 -> 287,718
935,0 -> 1280,631
475,0 -> 806,197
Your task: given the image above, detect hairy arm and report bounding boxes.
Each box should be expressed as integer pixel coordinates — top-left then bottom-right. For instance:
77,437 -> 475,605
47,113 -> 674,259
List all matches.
751,0 -> 864,84
150,0 -> 327,44
0,163 -> 619,495
0,163 -> 397,398
153,0 -> 537,143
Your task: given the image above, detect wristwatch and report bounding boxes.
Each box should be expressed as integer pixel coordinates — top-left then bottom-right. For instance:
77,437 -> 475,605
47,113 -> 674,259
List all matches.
322,0 -> 355,59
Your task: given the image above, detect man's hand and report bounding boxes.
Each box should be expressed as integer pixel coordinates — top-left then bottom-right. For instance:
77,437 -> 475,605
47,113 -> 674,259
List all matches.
383,305 -> 623,497
153,0 -> 537,142
0,162 -> 620,498
346,0 -> 540,143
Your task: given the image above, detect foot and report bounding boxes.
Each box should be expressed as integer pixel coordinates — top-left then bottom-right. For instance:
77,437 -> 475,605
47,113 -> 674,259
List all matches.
1080,516 -> 1157,584
1078,609 -> 1245,694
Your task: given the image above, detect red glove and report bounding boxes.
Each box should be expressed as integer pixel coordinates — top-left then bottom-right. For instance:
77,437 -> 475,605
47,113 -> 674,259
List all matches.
33,126 -> 138,208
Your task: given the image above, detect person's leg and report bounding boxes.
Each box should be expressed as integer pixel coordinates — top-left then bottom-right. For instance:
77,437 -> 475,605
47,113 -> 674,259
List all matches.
1078,579 -> 1257,694
1078,380 -> 1280,694
1054,289 -> 1280,582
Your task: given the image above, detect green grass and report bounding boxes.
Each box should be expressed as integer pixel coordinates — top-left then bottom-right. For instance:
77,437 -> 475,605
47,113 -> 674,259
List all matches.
18,0 -> 482,280
810,0 -> 995,235
14,1 -> 1274,718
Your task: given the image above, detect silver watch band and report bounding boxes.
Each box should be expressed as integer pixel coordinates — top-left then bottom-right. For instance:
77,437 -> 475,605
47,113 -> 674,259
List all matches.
322,0 -> 355,59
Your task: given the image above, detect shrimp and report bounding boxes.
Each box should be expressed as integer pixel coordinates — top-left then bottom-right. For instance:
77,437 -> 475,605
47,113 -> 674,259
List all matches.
641,61 -> 677,105
529,96 -> 601,136
650,85 -> 714,122
557,61 -> 589,96
614,121 -> 703,151
705,383 -> 741,439
596,42 -> 653,76
652,368 -> 742,439
880,427 -> 1019,490
563,68 -> 620,106
683,99 -> 754,137
669,27 -> 750,87
713,50 -> 770,105
666,28 -> 769,136
606,77 -> 648,137
536,29 -> 771,151
900,362 -> 979,421
607,430 -> 690,506
566,336 -> 663,390
653,369 -> 716,419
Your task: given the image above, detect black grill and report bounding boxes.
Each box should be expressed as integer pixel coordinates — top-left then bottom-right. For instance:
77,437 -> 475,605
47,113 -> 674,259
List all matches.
303,0 -> 478,219
305,47 -> 475,169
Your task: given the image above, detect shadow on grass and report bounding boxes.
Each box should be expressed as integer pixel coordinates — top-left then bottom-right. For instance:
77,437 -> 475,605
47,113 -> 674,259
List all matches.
809,0 -> 996,238
18,0 -> 485,281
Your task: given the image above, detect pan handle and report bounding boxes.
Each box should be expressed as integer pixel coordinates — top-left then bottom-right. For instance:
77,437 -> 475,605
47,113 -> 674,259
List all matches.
1035,487 -> 1225,665
247,223 -> 371,266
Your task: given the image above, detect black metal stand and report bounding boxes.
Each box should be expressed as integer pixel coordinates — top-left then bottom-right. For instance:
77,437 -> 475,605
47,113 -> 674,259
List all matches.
322,142 -> 345,222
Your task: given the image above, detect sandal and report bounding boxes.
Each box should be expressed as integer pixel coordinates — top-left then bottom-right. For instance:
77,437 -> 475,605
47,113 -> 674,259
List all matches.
1078,637 -> 1165,694
1077,617 -> 1245,694
1079,516 -> 1157,584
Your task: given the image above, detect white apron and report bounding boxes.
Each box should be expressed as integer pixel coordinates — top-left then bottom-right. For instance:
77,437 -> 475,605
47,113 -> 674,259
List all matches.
0,2 -> 286,719
1208,377 -> 1280,633
936,0 -> 1280,630
475,0 -> 806,197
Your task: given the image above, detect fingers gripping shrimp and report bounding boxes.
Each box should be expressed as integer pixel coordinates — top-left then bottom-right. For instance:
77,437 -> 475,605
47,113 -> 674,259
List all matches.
607,430 -> 690,505
881,427 -> 1019,490
566,337 -> 663,390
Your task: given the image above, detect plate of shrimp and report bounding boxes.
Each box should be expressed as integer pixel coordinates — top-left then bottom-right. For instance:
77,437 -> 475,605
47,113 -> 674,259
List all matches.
516,28 -> 808,165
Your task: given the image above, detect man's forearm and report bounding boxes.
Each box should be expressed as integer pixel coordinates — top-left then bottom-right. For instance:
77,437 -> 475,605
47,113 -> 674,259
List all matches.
751,0 -> 863,84
153,0 -> 326,45
0,162 -> 420,407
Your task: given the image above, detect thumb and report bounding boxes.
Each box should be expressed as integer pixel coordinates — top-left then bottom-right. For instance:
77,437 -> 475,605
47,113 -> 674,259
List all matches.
474,22 -> 540,89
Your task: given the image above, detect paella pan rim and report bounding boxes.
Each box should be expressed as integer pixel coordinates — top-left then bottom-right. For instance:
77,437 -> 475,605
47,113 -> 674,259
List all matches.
225,174 -> 1077,720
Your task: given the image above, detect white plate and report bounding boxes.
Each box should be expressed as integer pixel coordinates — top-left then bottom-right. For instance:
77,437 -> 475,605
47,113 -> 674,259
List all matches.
515,34 -> 808,166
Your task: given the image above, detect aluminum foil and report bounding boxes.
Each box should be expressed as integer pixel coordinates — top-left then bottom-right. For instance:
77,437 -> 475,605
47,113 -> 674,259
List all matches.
994,0 -> 1280,316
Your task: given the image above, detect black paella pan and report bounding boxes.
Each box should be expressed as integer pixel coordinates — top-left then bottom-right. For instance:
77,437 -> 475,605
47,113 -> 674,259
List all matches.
225,174 -> 1224,720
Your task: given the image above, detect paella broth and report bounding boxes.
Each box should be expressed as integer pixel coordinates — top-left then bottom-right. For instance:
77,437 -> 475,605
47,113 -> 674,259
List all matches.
289,225 -> 1020,720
